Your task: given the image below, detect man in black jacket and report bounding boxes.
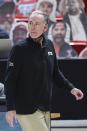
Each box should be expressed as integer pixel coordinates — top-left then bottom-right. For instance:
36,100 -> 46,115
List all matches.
5,10 -> 84,131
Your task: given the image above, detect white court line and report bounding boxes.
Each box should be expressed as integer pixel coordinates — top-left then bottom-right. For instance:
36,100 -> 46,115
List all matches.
51,120 -> 87,128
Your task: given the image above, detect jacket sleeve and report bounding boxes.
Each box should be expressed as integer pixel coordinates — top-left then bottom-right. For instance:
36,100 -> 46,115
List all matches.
4,45 -> 21,111
53,53 -> 75,91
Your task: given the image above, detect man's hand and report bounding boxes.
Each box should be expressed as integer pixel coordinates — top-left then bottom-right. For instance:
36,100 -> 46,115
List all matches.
6,110 -> 17,127
70,88 -> 84,100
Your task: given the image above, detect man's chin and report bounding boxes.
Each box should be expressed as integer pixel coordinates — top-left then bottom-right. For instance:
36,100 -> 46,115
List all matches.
69,8 -> 78,14
30,34 -> 41,39
54,38 -> 62,42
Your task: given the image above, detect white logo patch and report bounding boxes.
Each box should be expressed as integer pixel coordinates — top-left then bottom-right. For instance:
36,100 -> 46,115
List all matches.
9,62 -> 14,67
48,51 -> 53,56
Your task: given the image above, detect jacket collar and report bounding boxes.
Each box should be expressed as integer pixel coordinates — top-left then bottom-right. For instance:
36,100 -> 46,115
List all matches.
26,34 -> 47,48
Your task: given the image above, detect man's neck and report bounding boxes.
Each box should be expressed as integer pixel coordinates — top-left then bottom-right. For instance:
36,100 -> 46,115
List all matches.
54,39 -> 64,47
33,35 -> 44,47
54,42 -> 62,48
53,43 -> 61,57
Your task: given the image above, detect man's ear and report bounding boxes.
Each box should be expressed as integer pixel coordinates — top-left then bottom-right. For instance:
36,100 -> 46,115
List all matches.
44,24 -> 48,32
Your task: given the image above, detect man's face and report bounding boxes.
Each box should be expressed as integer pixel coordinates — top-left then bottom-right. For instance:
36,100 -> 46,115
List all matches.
13,29 -> 27,44
52,22 -> 66,45
39,2 -> 53,16
0,3 -> 15,24
28,14 -> 47,38
67,0 -> 80,14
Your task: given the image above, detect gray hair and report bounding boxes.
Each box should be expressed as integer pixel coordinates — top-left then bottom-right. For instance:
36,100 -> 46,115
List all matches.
29,10 -> 49,24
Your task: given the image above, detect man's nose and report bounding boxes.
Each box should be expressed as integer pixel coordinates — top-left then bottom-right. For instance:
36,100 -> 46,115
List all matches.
43,6 -> 48,11
57,30 -> 62,34
31,24 -> 36,30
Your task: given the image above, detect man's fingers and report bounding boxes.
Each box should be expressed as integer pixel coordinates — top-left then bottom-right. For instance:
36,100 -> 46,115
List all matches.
76,92 -> 84,100
15,116 -> 18,123
10,121 -> 14,127
6,118 -> 14,127
6,116 -> 14,127
71,88 -> 84,100
6,111 -> 16,127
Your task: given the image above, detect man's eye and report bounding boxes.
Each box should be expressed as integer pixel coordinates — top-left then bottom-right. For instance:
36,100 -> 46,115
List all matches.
36,23 -> 40,25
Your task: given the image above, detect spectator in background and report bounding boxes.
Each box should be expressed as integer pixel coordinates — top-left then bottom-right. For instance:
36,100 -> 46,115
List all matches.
0,0 -> 16,34
10,22 -> 28,45
15,0 -> 37,18
36,0 -> 57,37
58,0 -> 87,41
51,20 -> 77,58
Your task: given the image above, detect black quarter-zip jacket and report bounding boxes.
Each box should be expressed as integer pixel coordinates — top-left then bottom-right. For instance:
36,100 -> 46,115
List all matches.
4,36 -> 74,114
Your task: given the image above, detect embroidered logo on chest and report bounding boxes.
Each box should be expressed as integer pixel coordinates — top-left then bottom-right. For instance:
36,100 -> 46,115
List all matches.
48,51 -> 53,56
